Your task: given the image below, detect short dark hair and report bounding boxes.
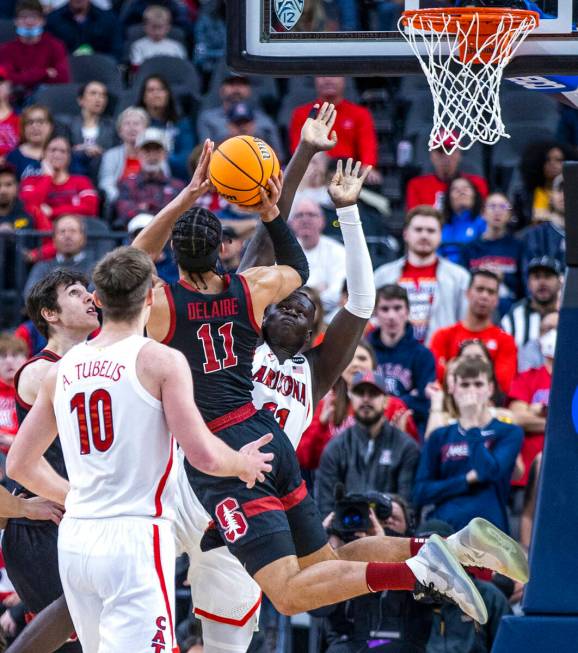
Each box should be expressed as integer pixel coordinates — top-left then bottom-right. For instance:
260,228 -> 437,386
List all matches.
92,247 -> 154,322
453,357 -> 493,383
77,80 -> 107,99
15,0 -> 43,16
376,284 -> 410,310
0,164 -> 17,181
26,270 -> 89,339
468,268 -> 500,289
405,205 -> 444,228
442,176 -> 483,223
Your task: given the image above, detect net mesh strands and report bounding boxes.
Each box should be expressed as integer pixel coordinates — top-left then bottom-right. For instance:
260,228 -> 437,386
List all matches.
398,8 -> 539,153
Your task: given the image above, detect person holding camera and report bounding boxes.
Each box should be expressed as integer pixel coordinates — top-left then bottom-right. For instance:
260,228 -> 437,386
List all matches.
413,357 -> 523,533
316,371 -> 421,521
319,494 -> 434,653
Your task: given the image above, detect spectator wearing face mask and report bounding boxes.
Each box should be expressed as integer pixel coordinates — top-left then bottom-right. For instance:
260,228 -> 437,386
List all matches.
508,311 -> 557,487
0,0 -> 70,101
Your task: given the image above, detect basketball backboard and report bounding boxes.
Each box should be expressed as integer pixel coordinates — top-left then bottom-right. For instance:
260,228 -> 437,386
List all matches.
228,0 -> 578,77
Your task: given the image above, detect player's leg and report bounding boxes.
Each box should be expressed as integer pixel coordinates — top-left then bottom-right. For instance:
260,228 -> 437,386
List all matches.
5,595 -> 74,653
200,618 -> 257,653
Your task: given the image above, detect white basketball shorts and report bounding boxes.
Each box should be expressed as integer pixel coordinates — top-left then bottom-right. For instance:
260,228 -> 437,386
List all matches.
58,516 -> 178,653
173,451 -> 262,627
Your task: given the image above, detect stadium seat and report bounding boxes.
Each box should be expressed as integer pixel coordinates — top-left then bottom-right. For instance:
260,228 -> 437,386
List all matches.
35,84 -> 83,117
403,91 -> 434,138
69,54 -> 123,95
500,87 -> 560,126
83,218 -> 118,260
0,18 -> 15,43
132,56 -> 201,100
411,128 -> 486,178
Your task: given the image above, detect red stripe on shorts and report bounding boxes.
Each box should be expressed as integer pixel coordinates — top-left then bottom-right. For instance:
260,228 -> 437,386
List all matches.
194,593 -> 262,626
154,437 -> 174,518
153,524 -> 176,651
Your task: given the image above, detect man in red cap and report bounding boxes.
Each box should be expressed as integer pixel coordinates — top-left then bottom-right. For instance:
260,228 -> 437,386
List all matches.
406,130 -> 488,210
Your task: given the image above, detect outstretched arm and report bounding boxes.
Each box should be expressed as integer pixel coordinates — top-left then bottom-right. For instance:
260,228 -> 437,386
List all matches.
306,159 -> 376,406
132,139 -> 213,261
238,102 -> 338,272
6,367 -> 69,506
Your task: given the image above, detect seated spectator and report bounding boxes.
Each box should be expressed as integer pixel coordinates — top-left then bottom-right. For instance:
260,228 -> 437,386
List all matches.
374,206 -> 470,345
98,106 -> 150,204
501,256 -> 561,353
430,270 -> 518,393
119,0 -> 192,37
225,102 -> 278,150
0,334 -> 27,453
23,214 -> 96,296
197,74 -> 283,158
0,69 -> 19,160
0,0 -> 70,102
6,104 -> 53,180
298,342 -> 417,470
521,174 -> 566,278
518,310 -> 558,374
136,74 -> 195,179
316,371 -> 420,516
413,357 -> 523,532
126,212 -> 178,284
517,140 -> 569,224
439,177 -> 486,263
289,76 -> 380,182
59,81 -> 116,180
288,195 -> 346,313
114,127 -> 185,229
193,0 -> 225,79
45,0 -> 122,59
13,319 -> 46,357
129,4 -> 187,67
220,225 -> 243,273
369,284 -> 435,436
425,340 -> 514,439
508,312 -> 556,487
406,131 -> 488,210
20,135 -> 99,222
461,192 -> 524,317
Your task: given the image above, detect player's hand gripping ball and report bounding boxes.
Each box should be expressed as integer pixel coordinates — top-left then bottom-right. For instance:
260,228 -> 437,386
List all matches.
209,136 -> 281,207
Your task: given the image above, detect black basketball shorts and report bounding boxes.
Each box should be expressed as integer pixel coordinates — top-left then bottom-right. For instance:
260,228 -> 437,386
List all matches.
185,408 -> 328,576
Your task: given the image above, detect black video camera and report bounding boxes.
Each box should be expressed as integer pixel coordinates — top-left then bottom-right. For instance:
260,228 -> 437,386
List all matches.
331,485 -> 393,542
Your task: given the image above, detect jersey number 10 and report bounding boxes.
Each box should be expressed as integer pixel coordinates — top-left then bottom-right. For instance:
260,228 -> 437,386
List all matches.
70,390 -> 115,455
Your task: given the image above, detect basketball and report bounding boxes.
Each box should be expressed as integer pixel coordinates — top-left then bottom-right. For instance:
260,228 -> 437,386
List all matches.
209,136 -> 281,207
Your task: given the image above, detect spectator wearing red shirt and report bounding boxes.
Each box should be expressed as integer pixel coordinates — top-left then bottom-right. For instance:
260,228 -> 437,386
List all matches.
0,0 -> 70,101
374,206 -> 470,345
508,311 -> 557,486
430,269 -> 518,393
289,77 -> 381,183
297,342 -> 418,471
0,68 -> 19,159
0,334 -> 27,454
20,135 -> 99,223
406,131 -> 488,210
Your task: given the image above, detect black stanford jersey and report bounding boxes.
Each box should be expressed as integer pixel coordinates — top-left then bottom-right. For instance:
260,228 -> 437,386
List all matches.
162,275 -> 260,423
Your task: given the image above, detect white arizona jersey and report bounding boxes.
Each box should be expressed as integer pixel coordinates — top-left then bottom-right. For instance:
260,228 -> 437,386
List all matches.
251,342 -> 313,449
53,335 -> 177,521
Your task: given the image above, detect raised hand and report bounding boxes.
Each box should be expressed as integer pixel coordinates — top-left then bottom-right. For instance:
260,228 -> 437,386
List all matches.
185,138 -> 214,201
301,102 -> 338,152
238,433 -> 275,489
328,158 -> 372,209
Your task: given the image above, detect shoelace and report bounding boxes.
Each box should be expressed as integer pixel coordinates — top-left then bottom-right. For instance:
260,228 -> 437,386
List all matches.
414,581 -> 458,607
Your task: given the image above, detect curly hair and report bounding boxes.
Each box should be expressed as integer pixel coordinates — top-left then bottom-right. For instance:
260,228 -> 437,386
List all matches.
171,207 -> 223,275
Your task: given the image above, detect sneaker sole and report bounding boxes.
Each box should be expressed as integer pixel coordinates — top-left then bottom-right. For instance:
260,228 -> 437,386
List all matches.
429,534 -> 489,625
469,518 -> 529,584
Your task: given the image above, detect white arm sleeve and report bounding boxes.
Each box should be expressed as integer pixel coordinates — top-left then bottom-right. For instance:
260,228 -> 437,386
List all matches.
336,204 -> 376,319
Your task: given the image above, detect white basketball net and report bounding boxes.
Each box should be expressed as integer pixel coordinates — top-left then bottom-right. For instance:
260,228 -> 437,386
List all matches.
398,10 -> 538,153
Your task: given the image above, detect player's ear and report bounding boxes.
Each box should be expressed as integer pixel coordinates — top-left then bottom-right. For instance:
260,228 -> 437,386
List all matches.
92,291 -> 103,308
145,287 -> 154,307
40,306 -> 59,327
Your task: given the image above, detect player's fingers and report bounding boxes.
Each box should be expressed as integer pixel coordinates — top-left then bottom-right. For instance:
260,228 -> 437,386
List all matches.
256,472 -> 265,483
344,158 -> 353,177
360,165 -> 372,184
330,130 -> 338,144
259,187 -> 268,204
246,480 -> 255,489
256,432 -> 274,446
352,160 -> 362,178
318,101 -> 329,120
261,452 -> 274,462
327,107 -> 337,132
260,463 -> 273,473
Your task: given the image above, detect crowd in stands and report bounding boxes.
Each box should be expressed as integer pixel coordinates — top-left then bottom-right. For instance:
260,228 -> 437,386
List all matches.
0,0 -> 570,651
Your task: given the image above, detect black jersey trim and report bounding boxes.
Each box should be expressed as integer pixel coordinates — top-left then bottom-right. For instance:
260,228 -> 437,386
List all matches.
14,350 -> 61,410
238,274 -> 260,334
161,284 -> 176,345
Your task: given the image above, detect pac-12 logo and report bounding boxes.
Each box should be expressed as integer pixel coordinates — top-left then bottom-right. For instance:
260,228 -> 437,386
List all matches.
215,497 -> 248,543
274,0 -> 304,31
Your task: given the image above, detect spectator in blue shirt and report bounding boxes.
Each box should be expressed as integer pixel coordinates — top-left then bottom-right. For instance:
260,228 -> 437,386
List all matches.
413,357 -> 523,532
439,177 -> 486,264
136,74 -> 195,181
461,192 -> 525,317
